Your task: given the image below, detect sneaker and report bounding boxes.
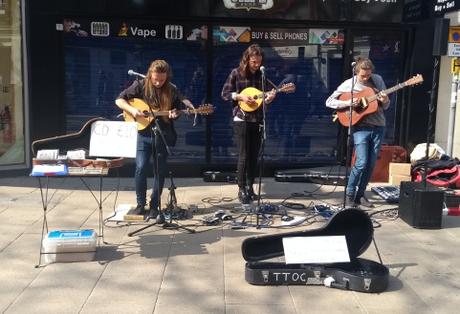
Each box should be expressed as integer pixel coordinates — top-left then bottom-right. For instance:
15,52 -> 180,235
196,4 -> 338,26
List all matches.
355,196 -> 375,208
238,188 -> 250,204
246,186 -> 259,201
144,208 -> 159,220
344,195 -> 357,208
132,204 -> 146,216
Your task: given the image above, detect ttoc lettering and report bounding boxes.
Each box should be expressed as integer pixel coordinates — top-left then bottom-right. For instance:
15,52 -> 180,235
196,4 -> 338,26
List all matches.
130,26 -> 157,38
273,272 -> 307,282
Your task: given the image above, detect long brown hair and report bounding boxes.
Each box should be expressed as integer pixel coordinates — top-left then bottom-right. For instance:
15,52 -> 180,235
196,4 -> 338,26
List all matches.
143,59 -> 173,111
238,44 -> 264,77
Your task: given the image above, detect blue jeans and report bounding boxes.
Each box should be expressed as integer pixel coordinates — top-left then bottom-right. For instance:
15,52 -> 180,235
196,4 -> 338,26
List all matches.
346,126 -> 384,199
135,132 -> 168,209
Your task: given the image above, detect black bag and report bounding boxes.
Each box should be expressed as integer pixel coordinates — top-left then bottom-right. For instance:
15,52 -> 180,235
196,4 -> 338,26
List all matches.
241,209 -> 389,293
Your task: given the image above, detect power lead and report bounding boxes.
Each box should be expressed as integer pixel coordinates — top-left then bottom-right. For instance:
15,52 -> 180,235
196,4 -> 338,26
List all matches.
260,204 -> 279,213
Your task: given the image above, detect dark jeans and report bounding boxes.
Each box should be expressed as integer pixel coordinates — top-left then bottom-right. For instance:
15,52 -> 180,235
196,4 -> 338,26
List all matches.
234,121 -> 262,189
347,126 -> 385,199
135,132 -> 168,209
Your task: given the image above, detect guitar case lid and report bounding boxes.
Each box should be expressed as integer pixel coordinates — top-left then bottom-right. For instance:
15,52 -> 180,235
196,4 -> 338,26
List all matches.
242,208 -> 373,262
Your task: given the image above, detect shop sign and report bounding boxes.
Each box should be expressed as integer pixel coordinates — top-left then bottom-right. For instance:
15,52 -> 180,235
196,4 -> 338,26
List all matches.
448,42 -> 460,57
223,0 -> 273,11
309,29 -> 344,45
251,28 -> 308,45
433,0 -> 460,16
212,0 -> 403,23
213,26 -> 251,44
57,18 -> 207,42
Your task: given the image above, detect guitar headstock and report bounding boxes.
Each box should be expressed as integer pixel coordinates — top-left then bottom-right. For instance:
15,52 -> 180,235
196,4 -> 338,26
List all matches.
278,82 -> 296,94
404,74 -> 424,86
195,104 -> 214,115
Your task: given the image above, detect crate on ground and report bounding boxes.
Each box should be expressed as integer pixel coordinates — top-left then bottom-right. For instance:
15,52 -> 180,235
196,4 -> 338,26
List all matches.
389,162 -> 411,177
389,174 -> 411,186
42,229 -> 97,264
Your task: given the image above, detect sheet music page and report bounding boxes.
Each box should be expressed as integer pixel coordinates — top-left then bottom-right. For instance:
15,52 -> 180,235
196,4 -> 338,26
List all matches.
282,235 -> 350,264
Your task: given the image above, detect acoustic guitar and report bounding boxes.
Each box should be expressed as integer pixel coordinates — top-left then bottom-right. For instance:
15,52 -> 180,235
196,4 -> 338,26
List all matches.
123,98 -> 214,131
238,83 -> 296,112
335,74 -> 423,127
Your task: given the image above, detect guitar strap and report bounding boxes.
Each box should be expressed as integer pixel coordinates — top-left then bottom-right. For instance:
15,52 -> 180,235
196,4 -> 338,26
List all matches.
367,76 -> 377,91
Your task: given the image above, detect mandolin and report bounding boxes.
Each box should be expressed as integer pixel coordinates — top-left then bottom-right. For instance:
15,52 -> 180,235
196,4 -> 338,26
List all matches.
238,83 -> 295,112
122,98 -> 214,131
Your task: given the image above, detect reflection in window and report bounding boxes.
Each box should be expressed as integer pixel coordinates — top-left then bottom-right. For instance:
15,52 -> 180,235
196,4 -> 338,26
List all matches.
0,0 -> 24,166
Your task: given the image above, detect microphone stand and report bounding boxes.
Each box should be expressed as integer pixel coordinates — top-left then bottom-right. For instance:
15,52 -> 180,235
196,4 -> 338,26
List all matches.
128,117 -> 168,237
241,68 -> 268,229
342,63 -> 357,208
162,172 -> 195,233
255,68 -> 268,228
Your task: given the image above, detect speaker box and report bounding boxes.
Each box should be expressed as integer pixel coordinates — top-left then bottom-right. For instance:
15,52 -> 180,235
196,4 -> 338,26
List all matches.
398,182 -> 444,229
433,18 -> 449,56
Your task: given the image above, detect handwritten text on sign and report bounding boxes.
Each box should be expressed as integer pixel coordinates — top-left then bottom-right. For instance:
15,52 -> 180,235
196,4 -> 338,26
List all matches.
89,121 -> 137,158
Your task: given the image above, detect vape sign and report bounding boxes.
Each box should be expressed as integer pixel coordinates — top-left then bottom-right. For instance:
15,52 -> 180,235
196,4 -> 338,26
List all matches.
165,25 -> 183,40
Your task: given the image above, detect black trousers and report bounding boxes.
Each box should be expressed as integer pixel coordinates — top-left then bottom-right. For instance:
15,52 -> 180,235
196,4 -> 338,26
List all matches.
234,121 -> 262,189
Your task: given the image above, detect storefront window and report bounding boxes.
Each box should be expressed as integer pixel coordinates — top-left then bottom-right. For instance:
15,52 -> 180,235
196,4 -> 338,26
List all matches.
61,19 -> 208,163
211,26 -> 344,163
0,0 -> 24,166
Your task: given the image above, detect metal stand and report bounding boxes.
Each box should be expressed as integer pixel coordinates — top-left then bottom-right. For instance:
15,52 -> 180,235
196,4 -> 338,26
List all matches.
35,172 -> 118,267
128,118 -> 171,237
342,62 -> 357,208
240,67 -> 270,228
423,56 -> 440,187
160,173 -> 195,233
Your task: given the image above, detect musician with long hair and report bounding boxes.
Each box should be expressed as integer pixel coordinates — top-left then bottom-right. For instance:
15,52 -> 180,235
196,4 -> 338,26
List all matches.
115,59 -> 192,218
221,44 -> 276,204
326,57 -> 390,207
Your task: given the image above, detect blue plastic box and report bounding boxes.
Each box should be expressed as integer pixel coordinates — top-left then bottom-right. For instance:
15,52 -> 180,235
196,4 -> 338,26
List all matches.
42,229 -> 97,263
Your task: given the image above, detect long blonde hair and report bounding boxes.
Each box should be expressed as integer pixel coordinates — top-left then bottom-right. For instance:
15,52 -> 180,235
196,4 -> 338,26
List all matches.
144,59 -> 173,111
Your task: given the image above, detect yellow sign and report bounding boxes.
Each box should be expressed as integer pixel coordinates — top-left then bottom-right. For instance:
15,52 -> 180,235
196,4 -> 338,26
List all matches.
449,27 -> 460,43
451,57 -> 460,74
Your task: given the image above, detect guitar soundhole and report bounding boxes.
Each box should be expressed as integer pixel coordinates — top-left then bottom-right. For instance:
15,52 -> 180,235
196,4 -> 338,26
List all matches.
253,96 -> 259,100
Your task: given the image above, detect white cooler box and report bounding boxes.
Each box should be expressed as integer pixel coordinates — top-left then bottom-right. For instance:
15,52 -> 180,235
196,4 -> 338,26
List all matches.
42,229 -> 97,263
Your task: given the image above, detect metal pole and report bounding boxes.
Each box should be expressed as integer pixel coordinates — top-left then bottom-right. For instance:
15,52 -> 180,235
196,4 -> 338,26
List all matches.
447,72 -> 458,156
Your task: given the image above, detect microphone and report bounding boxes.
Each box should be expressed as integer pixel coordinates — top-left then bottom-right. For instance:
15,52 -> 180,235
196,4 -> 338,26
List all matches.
127,69 -> 146,78
351,62 -> 357,67
260,66 -> 266,74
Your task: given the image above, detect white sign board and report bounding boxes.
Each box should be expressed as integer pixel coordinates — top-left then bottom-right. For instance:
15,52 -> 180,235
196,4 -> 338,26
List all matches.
448,43 -> 460,57
89,121 -> 137,158
282,236 -> 350,264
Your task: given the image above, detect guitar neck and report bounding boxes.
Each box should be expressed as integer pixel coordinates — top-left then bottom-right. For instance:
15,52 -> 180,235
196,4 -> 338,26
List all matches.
367,82 -> 407,102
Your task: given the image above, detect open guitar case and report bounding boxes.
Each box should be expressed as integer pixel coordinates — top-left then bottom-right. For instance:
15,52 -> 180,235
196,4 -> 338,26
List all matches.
241,208 -> 389,293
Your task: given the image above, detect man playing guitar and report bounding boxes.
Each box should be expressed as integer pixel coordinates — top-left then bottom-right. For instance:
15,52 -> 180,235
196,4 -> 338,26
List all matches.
326,57 -> 390,208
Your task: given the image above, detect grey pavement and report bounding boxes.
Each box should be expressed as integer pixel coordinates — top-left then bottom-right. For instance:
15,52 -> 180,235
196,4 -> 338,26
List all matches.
0,175 -> 459,314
